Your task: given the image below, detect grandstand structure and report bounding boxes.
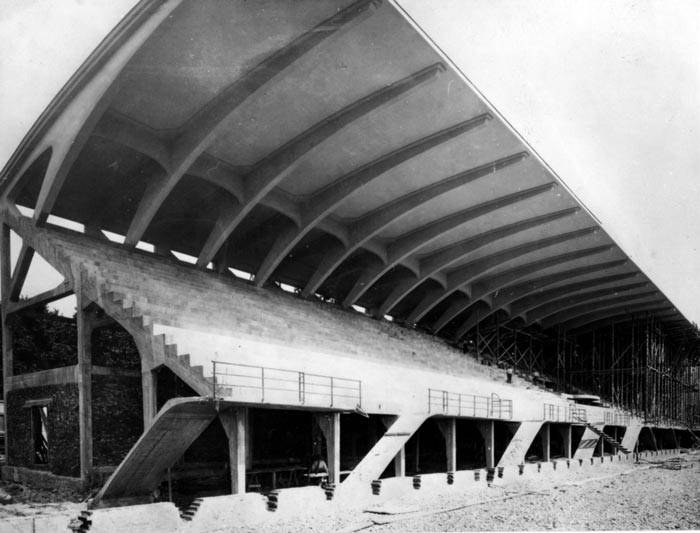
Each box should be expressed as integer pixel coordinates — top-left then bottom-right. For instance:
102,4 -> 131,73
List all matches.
0,0 -> 698,511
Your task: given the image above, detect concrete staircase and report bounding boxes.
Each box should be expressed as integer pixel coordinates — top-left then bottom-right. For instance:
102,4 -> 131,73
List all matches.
574,416 -> 631,454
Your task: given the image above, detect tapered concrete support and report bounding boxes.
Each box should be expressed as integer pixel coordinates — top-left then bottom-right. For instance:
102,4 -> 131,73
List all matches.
438,418 -> 457,471
141,370 -> 157,429
76,281 -> 94,480
220,407 -> 247,494
558,425 -> 572,459
596,434 -> 604,456
476,420 -> 495,468
541,423 -> 551,462
316,412 -> 341,484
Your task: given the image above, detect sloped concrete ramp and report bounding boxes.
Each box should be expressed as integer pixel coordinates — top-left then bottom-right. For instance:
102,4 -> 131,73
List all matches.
341,413 -> 429,490
95,398 -> 218,504
620,423 -> 643,452
497,421 -> 543,466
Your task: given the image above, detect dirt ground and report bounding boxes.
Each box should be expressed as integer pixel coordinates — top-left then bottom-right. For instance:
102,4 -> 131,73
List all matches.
0,453 -> 697,531
241,452 -> 700,532
0,478 -> 86,521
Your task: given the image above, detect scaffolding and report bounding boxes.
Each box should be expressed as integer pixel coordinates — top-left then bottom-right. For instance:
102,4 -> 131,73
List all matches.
463,312 -> 700,427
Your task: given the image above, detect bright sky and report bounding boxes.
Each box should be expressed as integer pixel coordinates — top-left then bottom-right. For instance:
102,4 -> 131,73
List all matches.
0,0 -> 698,325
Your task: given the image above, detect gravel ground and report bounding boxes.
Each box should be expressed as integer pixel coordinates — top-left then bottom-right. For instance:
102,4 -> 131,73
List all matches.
236,452 -> 700,532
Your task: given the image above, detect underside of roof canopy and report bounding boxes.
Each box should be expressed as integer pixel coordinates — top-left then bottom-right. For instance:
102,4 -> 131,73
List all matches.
1,0 -> 695,344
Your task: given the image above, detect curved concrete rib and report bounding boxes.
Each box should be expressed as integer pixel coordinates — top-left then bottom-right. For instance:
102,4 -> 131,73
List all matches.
404,226 -> 599,324
540,292 -> 662,330
300,152 -> 529,297
508,271 -> 638,319
565,309 -> 679,336
376,207 -> 580,317
342,181 -> 555,308
432,246 -> 619,334
524,282 -> 651,325
196,62 -> 446,267
124,0 -> 381,247
253,113 -> 492,286
450,262 -> 631,339
16,0 -> 182,223
559,303 -> 673,332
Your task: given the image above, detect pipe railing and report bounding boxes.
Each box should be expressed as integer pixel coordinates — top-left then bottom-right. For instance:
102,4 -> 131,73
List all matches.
212,361 -> 362,409
428,389 -> 513,420
543,403 -> 587,423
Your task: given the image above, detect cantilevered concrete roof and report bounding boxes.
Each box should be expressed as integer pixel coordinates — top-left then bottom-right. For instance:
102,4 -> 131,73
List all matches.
0,0 -> 694,342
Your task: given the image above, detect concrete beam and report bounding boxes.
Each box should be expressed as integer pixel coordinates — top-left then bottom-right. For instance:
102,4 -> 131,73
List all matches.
253,114 -> 492,287
125,0 -> 381,248
301,152 -> 530,297
378,204 -> 577,319
20,1 -> 182,223
539,292 -> 662,329
406,227 -> 599,324
8,243 -> 34,301
452,245 -> 617,340
197,62 -> 446,268
343,182 -> 556,308
6,281 -> 74,315
220,407 -> 247,494
452,260 -> 629,340
508,271 -> 638,320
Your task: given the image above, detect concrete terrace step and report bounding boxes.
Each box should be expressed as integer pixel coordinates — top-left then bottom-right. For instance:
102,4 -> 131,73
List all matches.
49,227 -> 515,390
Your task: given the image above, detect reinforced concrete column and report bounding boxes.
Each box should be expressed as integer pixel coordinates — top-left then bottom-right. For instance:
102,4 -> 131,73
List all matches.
477,420 -> 495,468
559,425 -> 572,459
76,278 -> 93,480
220,407 -> 247,494
1,224 -> 12,462
316,413 -> 341,484
438,418 -> 457,472
671,429 -> 679,449
141,369 -> 157,428
597,433 -> 604,456
541,423 -> 551,462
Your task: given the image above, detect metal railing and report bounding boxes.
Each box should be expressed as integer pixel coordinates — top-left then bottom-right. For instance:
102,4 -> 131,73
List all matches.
428,389 -> 513,420
212,361 -> 362,409
543,403 -> 587,423
542,403 -> 587,422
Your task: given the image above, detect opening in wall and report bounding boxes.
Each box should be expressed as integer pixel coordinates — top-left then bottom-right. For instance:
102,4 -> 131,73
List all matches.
31,405 -> 49,465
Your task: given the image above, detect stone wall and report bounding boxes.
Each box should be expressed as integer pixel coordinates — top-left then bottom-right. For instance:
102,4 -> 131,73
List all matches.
92,374 -> 143,467
6,384 -> 80,477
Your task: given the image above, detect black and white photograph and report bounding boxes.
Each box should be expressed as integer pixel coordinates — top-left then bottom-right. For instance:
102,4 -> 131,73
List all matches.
0,1 -> 698,531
